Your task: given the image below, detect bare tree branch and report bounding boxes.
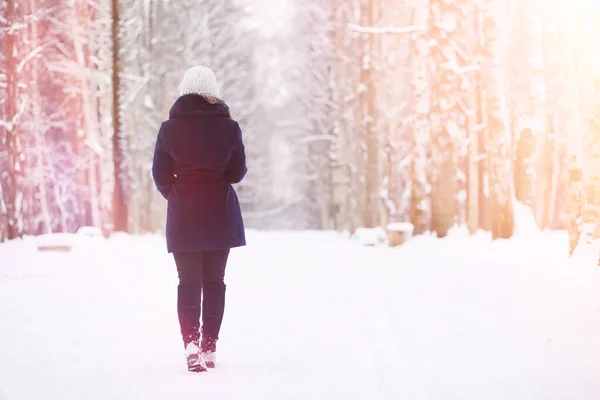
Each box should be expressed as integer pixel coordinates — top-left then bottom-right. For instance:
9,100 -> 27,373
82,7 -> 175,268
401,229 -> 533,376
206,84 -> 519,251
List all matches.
348,23 -> 425,34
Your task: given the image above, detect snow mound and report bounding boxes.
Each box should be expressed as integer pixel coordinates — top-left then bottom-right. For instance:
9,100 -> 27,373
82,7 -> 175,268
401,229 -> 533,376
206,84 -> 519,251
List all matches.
1,230 -> 600,399
76,226 -> 104,237
353,227 -> 387,246
512,199 -> 541,237
386,222 -> 414,233
36,233 -> 76,252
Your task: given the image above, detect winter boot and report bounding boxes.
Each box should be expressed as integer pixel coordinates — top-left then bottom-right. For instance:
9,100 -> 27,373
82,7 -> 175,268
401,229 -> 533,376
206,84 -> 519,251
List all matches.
202,350 -> 216,369
201,282 -> 226,368
185,341 -> 207,373
178,283 -> 204,371
200,335 -> 217,368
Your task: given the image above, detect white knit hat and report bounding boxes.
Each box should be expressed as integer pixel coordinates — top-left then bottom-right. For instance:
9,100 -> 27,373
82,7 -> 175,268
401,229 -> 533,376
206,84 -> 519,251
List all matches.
179,66 -> 220,98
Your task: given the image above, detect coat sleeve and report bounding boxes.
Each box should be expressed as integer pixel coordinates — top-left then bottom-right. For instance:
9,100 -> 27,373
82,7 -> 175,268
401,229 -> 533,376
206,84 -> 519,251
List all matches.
225,124 -> 248,184
152,125 -> 174,199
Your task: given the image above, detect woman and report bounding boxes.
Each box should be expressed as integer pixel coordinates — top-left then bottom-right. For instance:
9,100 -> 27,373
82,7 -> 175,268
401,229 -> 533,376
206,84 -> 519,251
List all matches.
152,65 -> 247,373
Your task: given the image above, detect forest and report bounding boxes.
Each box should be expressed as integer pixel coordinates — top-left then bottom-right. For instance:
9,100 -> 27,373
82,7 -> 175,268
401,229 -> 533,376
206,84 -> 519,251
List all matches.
1,0 -> 599,241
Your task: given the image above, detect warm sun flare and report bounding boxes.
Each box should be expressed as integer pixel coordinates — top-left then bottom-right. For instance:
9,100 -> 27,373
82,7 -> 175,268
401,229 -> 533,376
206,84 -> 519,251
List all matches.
558,0 -> 600,72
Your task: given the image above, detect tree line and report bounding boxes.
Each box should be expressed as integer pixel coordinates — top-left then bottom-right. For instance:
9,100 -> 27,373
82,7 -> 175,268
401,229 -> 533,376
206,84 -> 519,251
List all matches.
1,0 -> 598,242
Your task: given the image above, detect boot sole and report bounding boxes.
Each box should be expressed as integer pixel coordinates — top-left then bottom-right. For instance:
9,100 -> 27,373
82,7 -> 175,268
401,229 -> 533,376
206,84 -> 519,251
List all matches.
188,364 -> 207,373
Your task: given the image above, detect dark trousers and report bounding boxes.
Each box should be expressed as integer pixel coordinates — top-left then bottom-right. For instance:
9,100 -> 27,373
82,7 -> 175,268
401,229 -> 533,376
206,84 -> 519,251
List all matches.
174,250 -> 229,352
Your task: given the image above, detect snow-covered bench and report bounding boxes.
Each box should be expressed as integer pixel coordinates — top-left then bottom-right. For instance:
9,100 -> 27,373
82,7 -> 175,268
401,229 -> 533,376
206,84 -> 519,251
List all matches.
36,226 -> 109,252
36,233 -> 75,252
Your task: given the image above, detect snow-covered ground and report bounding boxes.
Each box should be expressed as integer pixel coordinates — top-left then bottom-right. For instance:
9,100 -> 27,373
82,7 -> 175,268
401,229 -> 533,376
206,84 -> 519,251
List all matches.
1,229 -> 600,400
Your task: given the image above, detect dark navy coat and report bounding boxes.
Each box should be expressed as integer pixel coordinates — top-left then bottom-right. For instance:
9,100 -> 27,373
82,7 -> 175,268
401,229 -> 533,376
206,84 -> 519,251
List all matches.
152,94 -> 247,253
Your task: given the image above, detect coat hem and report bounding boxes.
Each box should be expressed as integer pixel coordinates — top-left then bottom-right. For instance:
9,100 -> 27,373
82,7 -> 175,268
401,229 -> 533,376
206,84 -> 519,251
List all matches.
167,241 -> 246,254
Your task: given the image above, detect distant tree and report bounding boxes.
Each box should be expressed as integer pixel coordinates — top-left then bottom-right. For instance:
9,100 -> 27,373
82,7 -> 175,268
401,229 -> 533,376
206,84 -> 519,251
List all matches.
480,0 -> 514,239
0,0 -> 8,241
429,0 -> 461,238
330,0 -> 361,233
111,0 -> 128,232
1,0 -> 24,239
408,0 -> 431,235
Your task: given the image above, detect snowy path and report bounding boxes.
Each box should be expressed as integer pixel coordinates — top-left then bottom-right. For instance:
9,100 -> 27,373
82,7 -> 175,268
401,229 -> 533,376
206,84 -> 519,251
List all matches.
1,230 -> 600,400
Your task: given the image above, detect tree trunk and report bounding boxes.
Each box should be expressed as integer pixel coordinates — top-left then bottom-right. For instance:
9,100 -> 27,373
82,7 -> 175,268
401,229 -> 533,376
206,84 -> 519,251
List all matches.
111,0 -> 127,232
585,79 -> 600,237
355,0 -> 378,229
508,0 -> 539,214
365,0 -> 380,228
466,5 -> 480,234
3,0 -> 23,240
481,0 -> 514,239
430,0 -> 458,238
408,1 -> 431,235
29,0 -> 52,234
331,1 -> 355,232
527,0 -> 548,228
513,128 -> 535,204
0,184 -> 6,242
72,1 -> 102,228
474,11 -> 490,232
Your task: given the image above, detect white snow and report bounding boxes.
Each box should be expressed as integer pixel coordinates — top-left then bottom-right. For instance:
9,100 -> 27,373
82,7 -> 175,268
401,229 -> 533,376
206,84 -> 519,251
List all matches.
512,199 -> 541,237
35,233 -> 76,251
1,230 -> 600,399
75,226 -> 104,237
387,222 -> 414,233
353,227 -> 387,246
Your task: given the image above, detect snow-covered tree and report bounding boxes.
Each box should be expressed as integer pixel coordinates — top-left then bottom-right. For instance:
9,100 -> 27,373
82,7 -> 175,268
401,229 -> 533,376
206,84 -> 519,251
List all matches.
462,2 -> 483,234
377,0 -> 414,228
429,0 -> 463,238
541,0 -> 565,229
110,0 -> 128,232
507,0 -> 547,228
294,0 -> 335,229
479,0 -> 514,239
1,0 -> 25,239
2,0 -> 600,243
0,0 -> 6,241
408,0 -> 431,235
330,0 -> 361,233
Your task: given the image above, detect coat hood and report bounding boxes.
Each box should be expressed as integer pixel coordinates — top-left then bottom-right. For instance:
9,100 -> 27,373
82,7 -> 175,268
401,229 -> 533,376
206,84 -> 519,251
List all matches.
169,94 -> 231,119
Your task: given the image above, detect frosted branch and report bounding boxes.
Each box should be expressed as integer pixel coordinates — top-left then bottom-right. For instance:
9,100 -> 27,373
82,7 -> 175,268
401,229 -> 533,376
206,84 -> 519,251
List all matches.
5,23 -> 28,35
242,198 -> 303,219
440,62 -> 480,74
0,98 -> 29,132
348,23 -> 425,35
447,38 -> 469,62
296,134 -> 337,144
453,65 -> 480,74
17,45 -> 46,73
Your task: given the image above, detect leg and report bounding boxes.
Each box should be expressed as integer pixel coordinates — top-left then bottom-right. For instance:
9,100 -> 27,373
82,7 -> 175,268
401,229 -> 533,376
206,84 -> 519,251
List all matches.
173,252 -> 204,348
201,249 -> 229,353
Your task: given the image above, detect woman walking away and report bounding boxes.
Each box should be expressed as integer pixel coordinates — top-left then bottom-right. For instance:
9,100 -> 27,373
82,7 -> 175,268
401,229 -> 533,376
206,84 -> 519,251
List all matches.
152,65 -> 247,373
